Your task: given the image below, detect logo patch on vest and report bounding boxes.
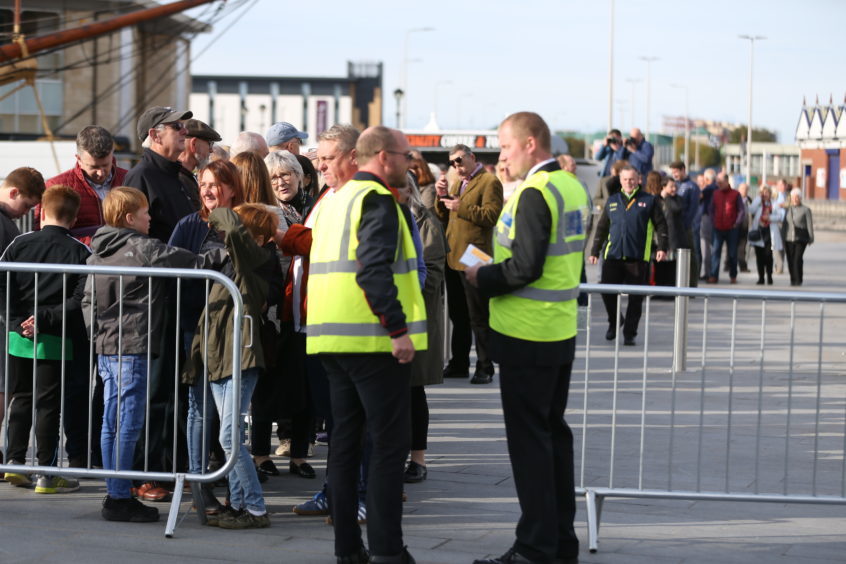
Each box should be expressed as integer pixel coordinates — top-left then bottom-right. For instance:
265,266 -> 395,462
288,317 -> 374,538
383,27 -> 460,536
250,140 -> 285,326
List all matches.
500,212 -> 513,228
564,210 -> 583,236
609,202 -> 618,210
638,202 -> 646,207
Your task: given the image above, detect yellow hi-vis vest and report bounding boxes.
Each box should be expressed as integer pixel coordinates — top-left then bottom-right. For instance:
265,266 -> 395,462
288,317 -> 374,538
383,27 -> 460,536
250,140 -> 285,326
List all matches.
490,169 -> 588,342
306,179 -> 428,354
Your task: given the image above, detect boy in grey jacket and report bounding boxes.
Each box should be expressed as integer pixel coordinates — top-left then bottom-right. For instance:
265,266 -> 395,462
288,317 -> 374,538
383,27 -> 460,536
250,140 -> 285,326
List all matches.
83,186 -> 218,523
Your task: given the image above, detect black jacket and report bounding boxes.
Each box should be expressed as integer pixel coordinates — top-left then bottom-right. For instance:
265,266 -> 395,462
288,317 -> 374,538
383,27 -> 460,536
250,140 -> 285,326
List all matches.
591,187 -> 668,261
0,225 -> 90,337
124,148 -> 200,243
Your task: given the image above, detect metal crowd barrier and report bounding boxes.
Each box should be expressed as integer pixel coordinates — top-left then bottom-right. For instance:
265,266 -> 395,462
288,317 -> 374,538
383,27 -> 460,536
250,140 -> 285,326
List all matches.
574,279 -> 846,552
0,263 -> 245,537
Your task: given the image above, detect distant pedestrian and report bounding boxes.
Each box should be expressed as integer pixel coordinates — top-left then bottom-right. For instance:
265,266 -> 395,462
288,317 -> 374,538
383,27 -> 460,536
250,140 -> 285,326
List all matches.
624,127 -> 654,178
707,176 -> 745,284
781,188 -> 814,286
748,185 -> 782,285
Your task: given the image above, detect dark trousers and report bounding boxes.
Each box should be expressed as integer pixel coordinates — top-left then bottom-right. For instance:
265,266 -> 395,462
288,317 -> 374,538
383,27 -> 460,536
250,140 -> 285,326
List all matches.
754,229 -> 773,282
460,272 -> 493,373
784,241 -> 808,285
6,356 -> 62,466
409,385 -> 428,451
499,352 -> 579,562
322,353 -> 410,558
600,259 -> 648,340
710,227 -> 738,280
444,266 -> 471,370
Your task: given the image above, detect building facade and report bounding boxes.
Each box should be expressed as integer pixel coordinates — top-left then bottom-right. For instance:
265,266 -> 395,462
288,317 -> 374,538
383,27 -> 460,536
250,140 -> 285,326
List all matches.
189,62 -> 383,148
795,97 -> 846,200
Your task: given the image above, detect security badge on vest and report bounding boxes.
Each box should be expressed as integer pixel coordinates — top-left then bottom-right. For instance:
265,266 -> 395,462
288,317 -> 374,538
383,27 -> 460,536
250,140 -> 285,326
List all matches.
490,169 -> 588,343
305,179 -> 428,354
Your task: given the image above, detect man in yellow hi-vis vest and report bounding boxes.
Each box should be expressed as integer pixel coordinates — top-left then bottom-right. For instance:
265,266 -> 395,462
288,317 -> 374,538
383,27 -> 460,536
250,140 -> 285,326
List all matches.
307,125 -> 425,564
466,112 -> 583,564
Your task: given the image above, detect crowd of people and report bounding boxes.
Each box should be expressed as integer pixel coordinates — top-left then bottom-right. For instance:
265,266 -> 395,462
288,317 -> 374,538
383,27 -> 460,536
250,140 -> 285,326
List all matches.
0,105 -> 817,563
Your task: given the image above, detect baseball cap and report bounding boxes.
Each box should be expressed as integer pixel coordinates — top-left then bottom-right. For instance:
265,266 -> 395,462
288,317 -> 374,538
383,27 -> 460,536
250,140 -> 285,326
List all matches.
136,106 -> 193,141
266,121 -> 308,146
185,119 -> 222,143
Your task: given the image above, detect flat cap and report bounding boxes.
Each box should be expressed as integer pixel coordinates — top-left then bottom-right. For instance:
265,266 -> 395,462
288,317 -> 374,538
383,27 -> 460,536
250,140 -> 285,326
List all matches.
185,119 -> 221,142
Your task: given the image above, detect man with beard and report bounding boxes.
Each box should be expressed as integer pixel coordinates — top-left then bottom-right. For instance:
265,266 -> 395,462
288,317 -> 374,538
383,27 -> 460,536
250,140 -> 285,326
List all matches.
307,126 -> 425,564
178,119 -> 221,194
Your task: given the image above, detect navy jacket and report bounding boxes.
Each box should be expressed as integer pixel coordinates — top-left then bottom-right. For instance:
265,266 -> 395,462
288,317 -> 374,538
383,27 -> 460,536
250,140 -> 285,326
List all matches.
591,187 -> 668,261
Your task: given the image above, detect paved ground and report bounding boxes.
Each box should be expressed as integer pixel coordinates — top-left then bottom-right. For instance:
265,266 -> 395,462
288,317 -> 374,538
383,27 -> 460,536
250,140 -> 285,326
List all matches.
1,234 -> 845,563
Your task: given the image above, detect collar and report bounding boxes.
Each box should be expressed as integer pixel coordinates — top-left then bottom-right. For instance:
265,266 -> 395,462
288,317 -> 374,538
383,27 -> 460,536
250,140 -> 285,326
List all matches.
41,224 -> 71,235
527,158 -> 558,178
143,148 -> 182,175
622,187 -> 639,200
353,171 -> 399,199
462,162 -> 484,182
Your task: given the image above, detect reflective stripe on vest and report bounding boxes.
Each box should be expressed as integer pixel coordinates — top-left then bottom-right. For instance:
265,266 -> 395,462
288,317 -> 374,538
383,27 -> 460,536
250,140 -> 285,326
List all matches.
511,285 -> 581,302
306,179 -> 428,354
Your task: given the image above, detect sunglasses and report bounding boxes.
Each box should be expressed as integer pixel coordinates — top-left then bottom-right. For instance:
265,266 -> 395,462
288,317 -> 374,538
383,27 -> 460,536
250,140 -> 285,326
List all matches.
162,121 -> 186,132
448,156 -> 463,168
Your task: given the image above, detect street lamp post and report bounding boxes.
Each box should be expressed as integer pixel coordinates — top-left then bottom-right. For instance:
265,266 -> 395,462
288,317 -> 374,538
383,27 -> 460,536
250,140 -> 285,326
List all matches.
625,78 -> 641,130
393,88 -> 404,128
607,0 -> 615,131
401,27 -> 435,129
671,83 -> 690,170
639,56 -> 659,140
739,34 -> 766,186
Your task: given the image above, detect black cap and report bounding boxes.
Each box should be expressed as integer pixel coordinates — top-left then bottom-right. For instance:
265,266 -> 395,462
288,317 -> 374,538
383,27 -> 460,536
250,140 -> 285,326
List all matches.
136,106 -> 193,141
185,119 -> 221,142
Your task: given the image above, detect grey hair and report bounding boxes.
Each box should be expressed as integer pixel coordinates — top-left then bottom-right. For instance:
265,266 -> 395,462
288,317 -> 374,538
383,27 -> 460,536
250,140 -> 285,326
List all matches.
449,144 -> 473,156
790,187 -> 802,200
703,168 -> 716,182
230,131 -> 268,158
141,123 -> 166,149
405,171 -> 426,218
318,124 -> 360,154
265,150 -> 304,187
76,126 -> 115,158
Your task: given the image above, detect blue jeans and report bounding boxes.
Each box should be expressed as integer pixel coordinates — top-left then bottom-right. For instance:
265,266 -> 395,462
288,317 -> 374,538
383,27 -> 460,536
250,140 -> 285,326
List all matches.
210,368 -> 265,514
100,354 -> 147,499
710,227 -> 739,280
185,330 -> 215,475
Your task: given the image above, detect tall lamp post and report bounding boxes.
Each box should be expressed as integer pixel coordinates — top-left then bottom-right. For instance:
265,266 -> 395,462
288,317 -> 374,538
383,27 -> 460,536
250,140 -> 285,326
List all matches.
625,78 -> 641,130
739,34 -> 765,186
639,56 -> 659,140
393,88 -> 404,128
607,0 -> 615,131
671,83 -> 690,170
401,26 -> 435,129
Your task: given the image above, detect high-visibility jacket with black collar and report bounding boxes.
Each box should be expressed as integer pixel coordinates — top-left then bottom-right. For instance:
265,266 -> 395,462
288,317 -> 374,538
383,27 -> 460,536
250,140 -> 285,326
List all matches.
591,186 -> 668,261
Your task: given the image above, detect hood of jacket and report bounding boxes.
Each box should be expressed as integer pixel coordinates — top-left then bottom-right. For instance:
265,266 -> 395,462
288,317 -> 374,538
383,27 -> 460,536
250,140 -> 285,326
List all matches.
90,226 -> 139,257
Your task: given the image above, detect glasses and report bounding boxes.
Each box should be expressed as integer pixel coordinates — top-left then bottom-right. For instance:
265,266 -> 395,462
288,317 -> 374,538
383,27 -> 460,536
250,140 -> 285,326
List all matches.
271,172 -> 294,183
448,156 -> 463,168
383,149 -> 413,162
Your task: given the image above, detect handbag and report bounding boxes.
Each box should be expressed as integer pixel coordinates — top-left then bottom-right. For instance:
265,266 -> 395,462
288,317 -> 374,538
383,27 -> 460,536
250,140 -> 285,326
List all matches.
748,228 -> 762,242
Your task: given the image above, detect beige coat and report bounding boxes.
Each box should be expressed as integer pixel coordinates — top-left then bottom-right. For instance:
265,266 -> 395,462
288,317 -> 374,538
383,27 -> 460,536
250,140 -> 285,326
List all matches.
410,207 -> 447,387
434,169 -> 503,271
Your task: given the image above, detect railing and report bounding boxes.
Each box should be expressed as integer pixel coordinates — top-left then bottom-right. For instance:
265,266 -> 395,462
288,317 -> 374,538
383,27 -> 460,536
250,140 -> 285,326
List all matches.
0,263 -> 244,537
574,279 -> 846,552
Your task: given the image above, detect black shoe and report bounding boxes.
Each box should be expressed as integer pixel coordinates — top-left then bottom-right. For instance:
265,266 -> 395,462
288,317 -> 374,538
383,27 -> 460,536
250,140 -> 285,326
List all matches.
257,469 -> 268,483
767,276 -> 773,285
756,279 -> 764,285
470,370 -> 492,385
102,495 -> 159,523
624,337 -> 636,346
337,545 -> 370,564
290,461 -> 316,479
371,546 -> 415,563
474,547 -> 543,564
256,459 -> 280,476
605,324 -> 616,341
443,364 -> 469,379
403,461 -> 427,483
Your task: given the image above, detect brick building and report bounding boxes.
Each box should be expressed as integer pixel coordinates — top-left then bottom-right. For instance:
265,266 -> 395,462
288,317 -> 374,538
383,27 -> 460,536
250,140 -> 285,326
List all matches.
795,96 -> 846,200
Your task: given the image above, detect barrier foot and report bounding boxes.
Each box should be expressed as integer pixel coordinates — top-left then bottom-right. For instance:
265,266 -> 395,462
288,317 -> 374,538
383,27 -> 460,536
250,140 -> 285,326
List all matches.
585,489 -> 604,553
164,473 -> 186,538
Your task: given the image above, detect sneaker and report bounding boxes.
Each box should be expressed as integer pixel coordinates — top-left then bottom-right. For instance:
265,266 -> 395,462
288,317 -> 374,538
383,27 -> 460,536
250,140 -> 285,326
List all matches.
101,495 -> 159,522
4,462 -> 32,487
292,490 -> 329,515
35,475 -> 80,494
218,508 -> 271,529
275,439 -> 291,457
324,501 -> 366,525
204,504 -> 237,527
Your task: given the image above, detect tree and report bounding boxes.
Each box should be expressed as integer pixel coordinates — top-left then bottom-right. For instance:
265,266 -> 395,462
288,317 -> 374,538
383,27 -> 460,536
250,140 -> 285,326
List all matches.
673,137 -> 721,169
727,126 -> 777,144
561,136 -> 585,158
